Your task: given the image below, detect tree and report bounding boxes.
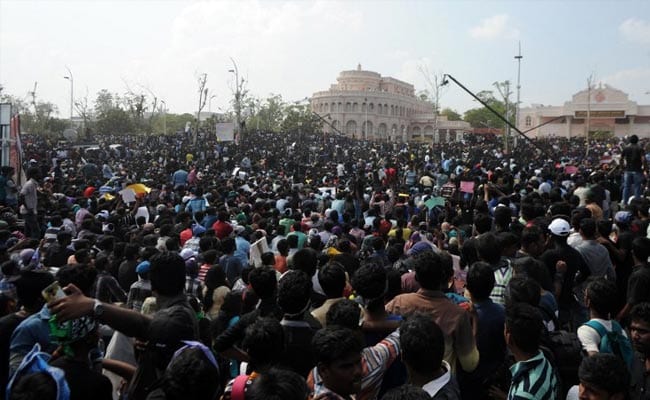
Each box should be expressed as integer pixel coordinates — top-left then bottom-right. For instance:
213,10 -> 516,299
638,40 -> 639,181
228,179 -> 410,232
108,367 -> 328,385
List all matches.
463,90 -> 507,129
245,94 -> 285,132
195,73 -> 208,143
94,89 -> 118,116
281,103 -> 322,134
74,88 -> 94,139
95,108 -> 134,135
440,108 -> 461,121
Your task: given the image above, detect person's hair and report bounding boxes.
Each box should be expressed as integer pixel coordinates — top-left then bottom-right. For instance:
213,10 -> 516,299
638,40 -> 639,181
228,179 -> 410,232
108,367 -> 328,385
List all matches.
159,346 -> 221,400
512,256 -> 553,292
242,318 -> 285,370
466,261 -> 495,301
247,368 -> 310,400
312,327 -> 363,366
351,262 -> 386,305
585,277 -> 618,317
380,385 -> 431,400
459,237 -> 479,269
400,312 -> 445,375
520,225 -> 543,248
630,302 -> 650,325
629,134 -> 639,144
473,212 -> 492,234
413,250 -> 444,290
277,270 -> 312,316
578,353 -> 630,397
149,252 -> 186,296
56,263 -> 97,296
15,271 -> 55,310
291,248 -> 318,277
476,233 -> 501,264
580,217 -> 597,239
261,252 -> 275,266
318,261 -> 346,298
632,237 -> 650,264
248,266 -> 277,300
9,371 -> 58,400
325,299 -> 360,329
203,265 -> 227,311
506,302 -> 543,354
201,249 -> 218,265
505,276 -> 541,308
123,243 -> 140,260
276,239 -> 289,256
493,206 -> 512,230
221,237 -> 236,254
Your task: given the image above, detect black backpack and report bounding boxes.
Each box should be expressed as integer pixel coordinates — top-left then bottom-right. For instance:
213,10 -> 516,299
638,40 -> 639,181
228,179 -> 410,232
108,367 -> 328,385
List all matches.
540,324 -> 585,397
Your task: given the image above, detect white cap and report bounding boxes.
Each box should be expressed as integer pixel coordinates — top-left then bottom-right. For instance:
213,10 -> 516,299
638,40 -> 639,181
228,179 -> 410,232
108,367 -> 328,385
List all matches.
548,218 -> 570,236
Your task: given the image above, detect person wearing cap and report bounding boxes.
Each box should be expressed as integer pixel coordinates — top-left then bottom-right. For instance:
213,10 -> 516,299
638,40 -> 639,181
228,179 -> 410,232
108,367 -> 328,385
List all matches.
540,217 -> 590,330
48,252 -> 199,400
126,260 -> 152,313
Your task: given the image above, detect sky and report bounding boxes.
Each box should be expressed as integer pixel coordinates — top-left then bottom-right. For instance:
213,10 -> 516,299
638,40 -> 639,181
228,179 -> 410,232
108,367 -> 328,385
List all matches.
1,0 -> 650,119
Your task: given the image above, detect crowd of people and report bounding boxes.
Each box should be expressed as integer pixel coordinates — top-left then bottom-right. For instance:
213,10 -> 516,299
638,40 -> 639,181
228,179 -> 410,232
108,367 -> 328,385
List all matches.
0,126 -> 649,400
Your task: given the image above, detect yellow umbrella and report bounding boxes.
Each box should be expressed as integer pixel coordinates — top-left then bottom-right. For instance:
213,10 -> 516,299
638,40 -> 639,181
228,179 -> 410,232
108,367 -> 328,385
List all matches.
126,183 -> 151,195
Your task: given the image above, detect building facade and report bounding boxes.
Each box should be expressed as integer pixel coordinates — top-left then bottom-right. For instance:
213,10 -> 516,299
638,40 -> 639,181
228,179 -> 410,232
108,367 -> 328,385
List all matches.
311,65 -> 471,142
518,84 -> 650,139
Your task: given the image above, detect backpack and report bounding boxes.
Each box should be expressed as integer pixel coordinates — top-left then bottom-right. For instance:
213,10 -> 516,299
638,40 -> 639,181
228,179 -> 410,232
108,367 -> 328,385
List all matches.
540,326 -> 585,397
583,320 -> 634,370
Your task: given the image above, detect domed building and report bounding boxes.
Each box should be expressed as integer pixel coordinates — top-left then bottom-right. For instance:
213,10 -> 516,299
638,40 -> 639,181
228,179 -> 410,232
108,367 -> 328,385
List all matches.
310,65 -> 471,142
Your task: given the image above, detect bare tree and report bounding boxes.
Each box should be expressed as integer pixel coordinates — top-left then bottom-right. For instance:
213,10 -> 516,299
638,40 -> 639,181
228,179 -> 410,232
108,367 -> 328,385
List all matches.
74,87 -> 93,139
419,65 -> 446,144
493,80 -> 513,154
195,72 -> 208,144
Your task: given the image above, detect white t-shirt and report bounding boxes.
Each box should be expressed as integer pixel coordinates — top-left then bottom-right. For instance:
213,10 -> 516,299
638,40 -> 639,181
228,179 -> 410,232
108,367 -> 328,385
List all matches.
577,318 -> 629,353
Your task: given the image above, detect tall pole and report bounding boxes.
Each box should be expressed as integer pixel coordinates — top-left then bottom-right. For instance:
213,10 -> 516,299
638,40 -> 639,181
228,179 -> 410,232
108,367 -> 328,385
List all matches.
209,94 -> 217,114
64,66 -> 73,125
514,42 -> 523,149
585,75 -> 593,157
229,57 -> 241,139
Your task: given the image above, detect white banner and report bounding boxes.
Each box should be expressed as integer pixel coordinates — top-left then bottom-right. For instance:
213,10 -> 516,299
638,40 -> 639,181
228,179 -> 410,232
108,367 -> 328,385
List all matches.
216,122 -> 235,142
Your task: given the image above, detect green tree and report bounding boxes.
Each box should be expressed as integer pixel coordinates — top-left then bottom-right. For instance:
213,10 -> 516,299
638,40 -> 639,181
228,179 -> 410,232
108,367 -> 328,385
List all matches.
95,108 -> 134,135
94,89 -> 118,116
463,90 -> 507,128
440,107 -> 461,121
281,103 -> 322,134
245,94 -> 285,132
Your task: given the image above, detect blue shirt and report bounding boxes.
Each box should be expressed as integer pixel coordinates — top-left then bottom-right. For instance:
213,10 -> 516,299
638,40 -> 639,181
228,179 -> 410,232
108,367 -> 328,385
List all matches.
508,351 -> 559,400
9,305 -> 55,374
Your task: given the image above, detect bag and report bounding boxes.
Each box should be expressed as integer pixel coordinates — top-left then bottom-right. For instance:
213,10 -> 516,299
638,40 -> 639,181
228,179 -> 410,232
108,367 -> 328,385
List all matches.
231,374 -> 250,400
540,328 -> 584,396
583,320 -> 634,370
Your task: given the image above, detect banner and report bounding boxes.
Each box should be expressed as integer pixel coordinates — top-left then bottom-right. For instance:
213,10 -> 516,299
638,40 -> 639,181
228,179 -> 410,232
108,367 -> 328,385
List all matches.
216,122 -> 235,142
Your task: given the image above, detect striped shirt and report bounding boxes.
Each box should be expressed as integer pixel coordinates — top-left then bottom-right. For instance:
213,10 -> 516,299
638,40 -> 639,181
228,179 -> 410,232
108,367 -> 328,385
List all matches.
507,351 -> 559,400
490,258 -> 513,306
308,329 -> 400,400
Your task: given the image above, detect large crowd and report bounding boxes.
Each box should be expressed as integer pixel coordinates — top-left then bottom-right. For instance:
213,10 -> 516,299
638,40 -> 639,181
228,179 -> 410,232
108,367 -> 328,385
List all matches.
0,126 -> 649,400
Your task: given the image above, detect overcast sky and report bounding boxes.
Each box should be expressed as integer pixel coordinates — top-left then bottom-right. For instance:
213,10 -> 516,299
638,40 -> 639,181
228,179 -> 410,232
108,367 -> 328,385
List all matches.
1,0 -> 649,119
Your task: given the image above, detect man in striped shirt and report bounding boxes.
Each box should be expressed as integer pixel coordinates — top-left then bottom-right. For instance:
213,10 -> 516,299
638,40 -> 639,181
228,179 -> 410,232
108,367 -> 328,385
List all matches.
504,302 -> 559,400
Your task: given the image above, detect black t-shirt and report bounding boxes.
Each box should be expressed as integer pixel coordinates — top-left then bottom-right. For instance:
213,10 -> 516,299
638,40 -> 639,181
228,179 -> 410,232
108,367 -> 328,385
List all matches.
540,244 -> 589,309
50,357 -> 113,400
628,264 -> 650,305
622,143 -> 644,172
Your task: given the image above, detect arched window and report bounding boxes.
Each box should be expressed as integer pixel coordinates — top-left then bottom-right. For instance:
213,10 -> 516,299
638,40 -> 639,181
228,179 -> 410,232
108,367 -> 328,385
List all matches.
345,102 -> 352,112
369,103 -> 374,111
362,103 -> 366,112
353,102 -> 358,112
346,120 -> 357,136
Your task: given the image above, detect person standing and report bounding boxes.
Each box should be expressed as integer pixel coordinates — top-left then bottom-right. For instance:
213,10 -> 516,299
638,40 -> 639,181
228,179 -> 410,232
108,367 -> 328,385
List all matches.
19,167 -> 40,239
621,135 -> 647,205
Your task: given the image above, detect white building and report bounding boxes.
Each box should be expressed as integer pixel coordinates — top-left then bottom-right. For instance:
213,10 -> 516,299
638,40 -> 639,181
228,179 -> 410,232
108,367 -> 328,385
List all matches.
518,84 -> 650,139
311,65 -> 471,142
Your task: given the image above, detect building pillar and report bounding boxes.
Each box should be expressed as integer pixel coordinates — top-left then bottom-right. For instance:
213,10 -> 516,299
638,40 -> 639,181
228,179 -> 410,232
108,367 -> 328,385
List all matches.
457,130 -> 463,142
629,116 -> 635,135
565,116 -> 572,139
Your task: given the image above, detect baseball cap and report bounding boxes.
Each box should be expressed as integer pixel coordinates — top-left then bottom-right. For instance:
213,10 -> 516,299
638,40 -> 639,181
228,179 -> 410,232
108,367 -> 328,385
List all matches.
614,211 -> 632,225
548,218 -> 571,236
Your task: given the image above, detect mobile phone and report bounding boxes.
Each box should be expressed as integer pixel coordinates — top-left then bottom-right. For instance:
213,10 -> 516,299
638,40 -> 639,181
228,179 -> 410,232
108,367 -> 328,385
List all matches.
42,281 -> 66,303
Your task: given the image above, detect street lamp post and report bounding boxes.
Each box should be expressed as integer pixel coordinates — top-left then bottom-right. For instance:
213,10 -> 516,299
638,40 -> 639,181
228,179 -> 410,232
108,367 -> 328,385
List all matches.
364,97 -> 368,141
229,58 -> 241,138
63,66 -> 73,125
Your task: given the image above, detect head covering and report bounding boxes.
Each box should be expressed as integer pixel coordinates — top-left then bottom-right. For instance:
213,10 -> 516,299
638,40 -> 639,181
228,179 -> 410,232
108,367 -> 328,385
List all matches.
83,186 -> 96,198
6,343 -> 70,400
136,260 -> 151,275
614,211 -> 632,225
548,218 -> 571,237
407,241 -> 432,256
179,248 -> 196,261
96,210 -> 109,220
19,249 -> 35,266
192,224 -> 206,237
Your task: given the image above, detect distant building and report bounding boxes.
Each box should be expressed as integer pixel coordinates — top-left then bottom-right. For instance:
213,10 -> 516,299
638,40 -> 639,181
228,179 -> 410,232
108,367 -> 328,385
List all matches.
311,65 -> 471,142
518,84 -> 650,138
